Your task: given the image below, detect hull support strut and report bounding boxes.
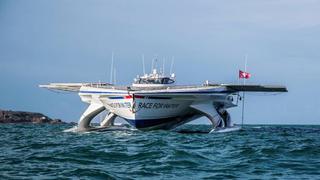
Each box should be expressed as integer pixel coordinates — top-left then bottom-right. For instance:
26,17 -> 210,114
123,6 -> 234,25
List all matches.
78,96 -> 105,130
190,102 -> 230,131
100,112 -> 117,127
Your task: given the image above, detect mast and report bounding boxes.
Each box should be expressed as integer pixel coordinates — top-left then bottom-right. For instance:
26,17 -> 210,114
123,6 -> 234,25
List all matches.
110,52 -> 114,84
142,54 -> 146,75
151,58 -> 154,72
170,56 -> 175,75
113,68 -> 117,84
162,58 -> 165,75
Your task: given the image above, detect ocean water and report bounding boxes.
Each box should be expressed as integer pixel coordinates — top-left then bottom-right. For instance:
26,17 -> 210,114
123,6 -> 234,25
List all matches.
0,124 -> 319,179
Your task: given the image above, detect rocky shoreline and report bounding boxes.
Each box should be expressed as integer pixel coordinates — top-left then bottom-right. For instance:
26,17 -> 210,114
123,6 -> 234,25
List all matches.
0,109 -> 68,124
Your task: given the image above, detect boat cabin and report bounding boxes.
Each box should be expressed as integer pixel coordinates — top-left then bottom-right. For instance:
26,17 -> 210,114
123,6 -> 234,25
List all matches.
132,69 -> 175,87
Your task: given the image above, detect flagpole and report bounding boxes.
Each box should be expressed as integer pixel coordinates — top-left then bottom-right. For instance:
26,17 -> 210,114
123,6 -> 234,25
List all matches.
241,55 -> 248,128
241,90 -> 245,128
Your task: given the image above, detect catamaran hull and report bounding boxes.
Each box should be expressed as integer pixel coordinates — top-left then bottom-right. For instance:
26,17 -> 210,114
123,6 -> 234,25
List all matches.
100,95 -> 201,130
78,87 -> 236,130
126,114 -> 202,130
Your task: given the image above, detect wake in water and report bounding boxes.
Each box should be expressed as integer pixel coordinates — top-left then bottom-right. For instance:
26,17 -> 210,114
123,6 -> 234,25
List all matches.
210,126 -> 242,133
63,126 -> 78,133
64,123 -> 242,134
64,125 -> 242,134
63,124 -> 136,133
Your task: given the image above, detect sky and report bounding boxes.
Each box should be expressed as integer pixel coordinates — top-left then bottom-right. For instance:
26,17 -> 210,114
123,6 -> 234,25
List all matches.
1,0 -> 320,125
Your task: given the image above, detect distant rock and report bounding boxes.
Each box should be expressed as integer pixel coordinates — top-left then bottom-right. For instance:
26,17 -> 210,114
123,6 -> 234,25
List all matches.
0,109 -> 68,124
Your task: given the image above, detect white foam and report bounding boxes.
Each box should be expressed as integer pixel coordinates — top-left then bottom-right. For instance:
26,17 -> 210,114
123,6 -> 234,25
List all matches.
63,125 -> 136,133
253,126 -> 262,129
209,126 -> 241,133
63,126 -> 79,133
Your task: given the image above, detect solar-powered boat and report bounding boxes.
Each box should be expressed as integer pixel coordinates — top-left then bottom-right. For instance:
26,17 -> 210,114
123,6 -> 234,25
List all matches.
40,66 -> 287,132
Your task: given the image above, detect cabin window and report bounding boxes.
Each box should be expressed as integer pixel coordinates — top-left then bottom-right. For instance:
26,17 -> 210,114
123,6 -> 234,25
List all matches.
136,78 -> 174,84
162,78 -> 174,84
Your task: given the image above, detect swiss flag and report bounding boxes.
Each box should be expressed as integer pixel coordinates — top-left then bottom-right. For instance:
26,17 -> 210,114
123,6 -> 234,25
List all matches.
239,70 -> 251,79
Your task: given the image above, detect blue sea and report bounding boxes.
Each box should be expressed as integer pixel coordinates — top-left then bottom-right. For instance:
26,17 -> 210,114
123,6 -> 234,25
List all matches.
0,124 -> 319,179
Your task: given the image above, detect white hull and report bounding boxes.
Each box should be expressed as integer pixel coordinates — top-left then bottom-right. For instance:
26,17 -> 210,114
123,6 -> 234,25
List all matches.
77,85 -> 238,130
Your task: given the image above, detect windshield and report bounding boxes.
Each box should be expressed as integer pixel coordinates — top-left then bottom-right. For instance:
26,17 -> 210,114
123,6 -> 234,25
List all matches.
137,78 -> 174,84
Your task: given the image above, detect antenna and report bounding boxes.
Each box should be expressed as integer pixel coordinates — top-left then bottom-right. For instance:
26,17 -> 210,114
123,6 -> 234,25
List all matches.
162,58 -> 165,75
151,58 -> 154,72
154,58 -> 158,70
152,54 -> 158,71
142,54 -> 146,75
110,52 -> 114,84
113,67 -> 117,84
170,56 -> 175,74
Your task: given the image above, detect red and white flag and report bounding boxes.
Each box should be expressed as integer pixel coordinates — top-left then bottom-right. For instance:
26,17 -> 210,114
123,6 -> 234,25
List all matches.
239,70 -> 251,79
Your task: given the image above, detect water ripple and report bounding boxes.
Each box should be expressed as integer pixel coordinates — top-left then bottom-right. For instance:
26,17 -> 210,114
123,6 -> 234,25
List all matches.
0,124 -> 319,179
